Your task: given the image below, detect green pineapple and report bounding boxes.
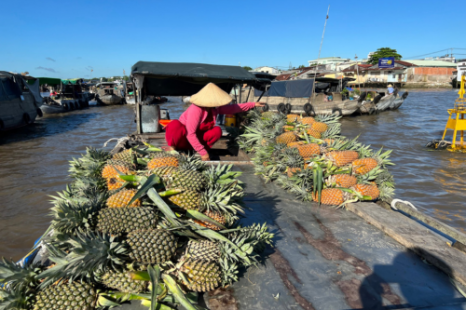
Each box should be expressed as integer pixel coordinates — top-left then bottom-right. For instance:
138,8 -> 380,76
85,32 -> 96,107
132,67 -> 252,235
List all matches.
100,270 -> 148,293
186,240 -> 220,262
33,282 -> 97,310
180,258 -> 221,292
167,190 -> 202,211
112,149 -> 135,164
151,167 -> 206,192
96,207 -> 158,235
127,229 -> 177,264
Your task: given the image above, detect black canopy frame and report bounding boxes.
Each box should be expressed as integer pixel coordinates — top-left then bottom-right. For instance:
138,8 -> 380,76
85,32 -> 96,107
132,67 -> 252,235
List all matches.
130,61 -> 270,134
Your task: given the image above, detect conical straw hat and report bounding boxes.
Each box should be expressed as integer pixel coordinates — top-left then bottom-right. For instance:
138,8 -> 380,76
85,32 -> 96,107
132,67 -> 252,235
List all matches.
190,83 -> 232,107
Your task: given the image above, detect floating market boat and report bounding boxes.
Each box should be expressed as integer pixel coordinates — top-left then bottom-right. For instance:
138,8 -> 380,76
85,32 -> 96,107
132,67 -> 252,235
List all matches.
29,77 -> 92,114
5,62 -> 466,310
124,81 -> 135,104
95,82 -> 125,105
358,89 -> 409,114
0,71 -> 42,131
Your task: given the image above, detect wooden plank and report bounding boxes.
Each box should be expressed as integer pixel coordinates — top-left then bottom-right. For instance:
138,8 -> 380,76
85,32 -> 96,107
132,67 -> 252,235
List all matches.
346,202 -> 466,287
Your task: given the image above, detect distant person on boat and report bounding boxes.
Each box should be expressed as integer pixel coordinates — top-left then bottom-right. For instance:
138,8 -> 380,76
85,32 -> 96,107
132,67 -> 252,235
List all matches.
165,83 -> 265,161
387,84 -> 395,95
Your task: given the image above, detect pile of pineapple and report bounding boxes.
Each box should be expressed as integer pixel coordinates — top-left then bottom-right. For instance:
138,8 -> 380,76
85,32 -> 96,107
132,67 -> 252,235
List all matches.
0,147 -> 273,310
235,109 -> 395,207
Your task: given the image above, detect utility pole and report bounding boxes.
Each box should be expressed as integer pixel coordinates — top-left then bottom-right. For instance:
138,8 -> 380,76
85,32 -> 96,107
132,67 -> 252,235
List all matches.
312,5 -> 330,98
355,54 -> 360,90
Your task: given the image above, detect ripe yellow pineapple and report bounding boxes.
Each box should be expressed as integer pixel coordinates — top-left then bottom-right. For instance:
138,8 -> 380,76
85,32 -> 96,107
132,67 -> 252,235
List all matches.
295,144 -> 320,158
287,141 -> 305,147
327,151 -> 359,167
107,177 -> 126,191
276,132 -> 297,144
327,174 -> 357,188
312,188 -> 345,205
107,189 -> 141,208
301,117 -> 315,125
306,128 -> 322,139
312,122 -> 328,133
193,210 -> 226,231
283,125 -> 295,132
287,114 -> 300,122
352,183 -> 380,200
352,158 -> 378,175
147,155 -> 179,169
102,160 -> 134,179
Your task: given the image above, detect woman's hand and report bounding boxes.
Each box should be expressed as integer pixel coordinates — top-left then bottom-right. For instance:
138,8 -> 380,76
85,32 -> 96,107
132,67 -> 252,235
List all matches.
201,153 -> 210,161
255,102 -> 266,108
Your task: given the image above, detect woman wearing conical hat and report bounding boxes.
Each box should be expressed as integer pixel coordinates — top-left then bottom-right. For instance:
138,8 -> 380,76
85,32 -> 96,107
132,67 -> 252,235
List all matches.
165,83 -> 265,161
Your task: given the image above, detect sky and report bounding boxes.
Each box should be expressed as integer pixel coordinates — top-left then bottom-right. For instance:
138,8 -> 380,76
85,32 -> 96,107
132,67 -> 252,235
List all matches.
1,0 -> 464,79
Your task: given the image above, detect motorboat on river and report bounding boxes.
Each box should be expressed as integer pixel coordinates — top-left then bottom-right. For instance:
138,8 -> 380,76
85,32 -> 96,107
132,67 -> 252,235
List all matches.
95,82 -> 125,105
0,71 -> 42,131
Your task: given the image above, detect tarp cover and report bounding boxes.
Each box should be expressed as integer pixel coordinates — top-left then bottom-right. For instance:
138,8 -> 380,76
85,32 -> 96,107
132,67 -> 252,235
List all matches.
131,61 -> 258,96
255,79 -> 315,97
62,79 -> 83,85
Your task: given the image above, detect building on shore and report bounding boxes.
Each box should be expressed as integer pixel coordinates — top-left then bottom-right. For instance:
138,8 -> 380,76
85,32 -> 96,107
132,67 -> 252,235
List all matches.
342,60 -> 457,88
307,57 -> 351,68
253,66 -> 281,75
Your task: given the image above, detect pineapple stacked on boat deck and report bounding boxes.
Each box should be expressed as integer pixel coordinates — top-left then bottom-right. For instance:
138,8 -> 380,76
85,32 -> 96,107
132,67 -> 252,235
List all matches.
0,147 -> 273,310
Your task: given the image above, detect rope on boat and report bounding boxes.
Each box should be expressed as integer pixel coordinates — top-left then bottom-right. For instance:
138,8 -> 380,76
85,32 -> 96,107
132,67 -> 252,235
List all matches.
390,199 -> 418,211
103,137 -> 130,148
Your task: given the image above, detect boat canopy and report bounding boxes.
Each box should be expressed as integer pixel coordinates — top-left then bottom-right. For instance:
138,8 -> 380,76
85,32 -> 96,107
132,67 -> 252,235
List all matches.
62,78 -> 83,85
27,77 -> 61,86
131,61 -> 259,96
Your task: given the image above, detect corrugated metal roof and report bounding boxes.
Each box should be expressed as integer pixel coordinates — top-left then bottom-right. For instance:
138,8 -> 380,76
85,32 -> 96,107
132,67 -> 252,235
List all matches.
404,60 -> 457,67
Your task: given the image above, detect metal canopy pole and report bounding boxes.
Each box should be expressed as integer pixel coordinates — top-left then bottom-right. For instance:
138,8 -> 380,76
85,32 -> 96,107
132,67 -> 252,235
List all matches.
311,5 -> 330,101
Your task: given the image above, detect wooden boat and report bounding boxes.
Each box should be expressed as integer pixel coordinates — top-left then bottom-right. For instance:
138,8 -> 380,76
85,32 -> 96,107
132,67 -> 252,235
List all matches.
95,82 -> 124,105
0,72 -> 42,131
358,90 -> 409,114
124,81 -> 135,104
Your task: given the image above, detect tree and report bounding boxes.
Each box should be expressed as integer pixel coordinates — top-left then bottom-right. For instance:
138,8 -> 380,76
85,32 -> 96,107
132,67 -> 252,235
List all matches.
242,66 -> 253,71
368,47 -> 402,65
123,75 -> 130,81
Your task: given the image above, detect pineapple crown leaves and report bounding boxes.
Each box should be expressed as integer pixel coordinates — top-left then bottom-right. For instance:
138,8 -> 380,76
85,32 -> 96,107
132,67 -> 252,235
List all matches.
49,199 -> 100,234
178,154 -> 207,172
315,113 -> 342,124
0,258 -> 42,291
203,164 -> 244,189
40,232 -> 129,285
201,183 -> 245,216
68,147 -> 110,178
219,258 -> 239,286
0,286 -> 32,310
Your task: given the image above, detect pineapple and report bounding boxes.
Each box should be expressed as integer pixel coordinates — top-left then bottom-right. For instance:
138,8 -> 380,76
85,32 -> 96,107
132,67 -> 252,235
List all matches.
102,160 -> 134,179
306,128 -> 322,139
327,151 -> 359,167
180,258 -> 221,292
312,188 -> 345,205
312,122 -> 328,133
167,190 -> 202,211
127,229 -> 177,264
193,210 -> 226,231
287,141 -> 305,147
33,282 -> 97,310
276,132 -> 297,144
107,177 -> 125,191
112,149 -> 134,163
147,153 -> 179,169
301,117 -> 315,125
352,183 -> 380,200
107,189 -> 141,208
151,167 -> 206,192
186,240 -> 220,261
327,174 -> 357,188
295,143 -> 321,158
324,138 -> 335,145
287,114 -> 300,122
261,111 -> 275,119
100,270 -> 148,293
96,207 -> 157,235
352,158 -> 378,175
283,125 -> 295,132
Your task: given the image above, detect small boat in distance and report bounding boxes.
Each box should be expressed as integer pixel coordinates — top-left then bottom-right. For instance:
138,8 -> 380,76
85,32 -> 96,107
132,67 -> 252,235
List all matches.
0,71 -> 42,131
95,82 -> 125,105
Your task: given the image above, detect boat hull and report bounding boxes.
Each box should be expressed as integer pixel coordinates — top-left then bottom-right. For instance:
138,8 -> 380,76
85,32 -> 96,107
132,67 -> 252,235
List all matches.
0,93 -> 39,131
96,94 -> 124,105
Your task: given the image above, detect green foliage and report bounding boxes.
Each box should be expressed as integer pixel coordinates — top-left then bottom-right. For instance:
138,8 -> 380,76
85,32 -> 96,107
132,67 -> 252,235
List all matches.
369,47 -> 402,65
242,66 -> 253,71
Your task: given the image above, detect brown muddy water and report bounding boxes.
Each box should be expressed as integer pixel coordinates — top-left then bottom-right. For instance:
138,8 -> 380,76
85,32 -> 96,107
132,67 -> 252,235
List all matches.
0,92 -> 465,261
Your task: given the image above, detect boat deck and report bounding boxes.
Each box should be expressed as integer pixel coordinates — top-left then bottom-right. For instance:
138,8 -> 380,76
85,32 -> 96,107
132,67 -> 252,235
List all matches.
113,166 -> 466,310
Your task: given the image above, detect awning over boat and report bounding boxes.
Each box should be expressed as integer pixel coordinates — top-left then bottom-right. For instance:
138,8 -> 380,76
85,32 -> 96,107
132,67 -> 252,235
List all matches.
27,77 -> 61,86
131,61 -> 259,96
62,79 -> 83,85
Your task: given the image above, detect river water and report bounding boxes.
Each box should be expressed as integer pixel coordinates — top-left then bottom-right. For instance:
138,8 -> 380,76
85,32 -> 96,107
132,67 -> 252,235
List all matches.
0,92 -> 465,260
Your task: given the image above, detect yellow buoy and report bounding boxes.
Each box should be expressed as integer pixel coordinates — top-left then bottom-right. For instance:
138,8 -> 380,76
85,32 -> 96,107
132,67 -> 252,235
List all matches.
441,75 -> 466,151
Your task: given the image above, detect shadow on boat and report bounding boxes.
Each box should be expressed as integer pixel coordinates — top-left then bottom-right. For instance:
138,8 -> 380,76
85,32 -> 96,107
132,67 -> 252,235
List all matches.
357,248 -> 466,310
0,112 -> 100,145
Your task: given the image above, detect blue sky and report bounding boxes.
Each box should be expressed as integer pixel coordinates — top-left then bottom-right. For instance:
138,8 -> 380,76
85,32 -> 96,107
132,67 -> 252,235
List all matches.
1,0 -> 463,79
